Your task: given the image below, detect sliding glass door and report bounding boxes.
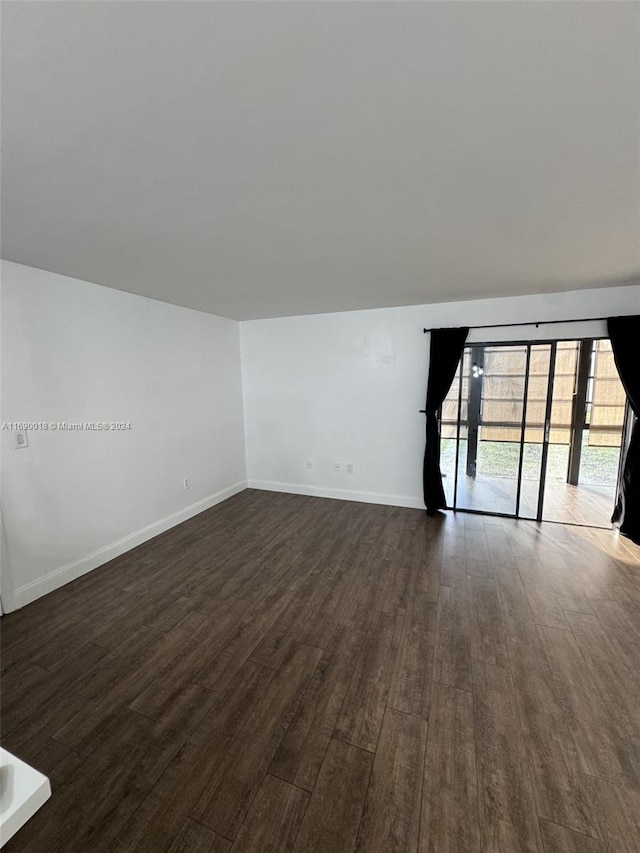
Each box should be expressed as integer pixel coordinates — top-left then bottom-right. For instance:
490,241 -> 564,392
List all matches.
440,342 -> 554,519
541,339 -> 628,527
440,338 -> 627,527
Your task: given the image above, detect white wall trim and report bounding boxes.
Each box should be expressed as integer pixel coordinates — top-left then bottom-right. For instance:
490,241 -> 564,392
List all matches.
247,479 -> 425,511
0,507 -> 18,614
12,481 -> 247,610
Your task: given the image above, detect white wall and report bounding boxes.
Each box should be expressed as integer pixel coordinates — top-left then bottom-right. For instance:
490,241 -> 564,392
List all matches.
241,284 -> 640,509
3,266 -> 639,611
1,261 -> 246,608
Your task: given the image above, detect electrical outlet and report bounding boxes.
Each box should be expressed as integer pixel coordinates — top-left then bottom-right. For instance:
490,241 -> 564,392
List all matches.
14,431 -> 28,449
306,459 -> 313,470
346,463 -> 354,474
333,461 -> 341,472
183,478 -> 191,490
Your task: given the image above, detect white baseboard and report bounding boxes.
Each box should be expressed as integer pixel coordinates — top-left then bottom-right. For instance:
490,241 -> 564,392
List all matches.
247,479 -> 425,511
12,480 -> 247,610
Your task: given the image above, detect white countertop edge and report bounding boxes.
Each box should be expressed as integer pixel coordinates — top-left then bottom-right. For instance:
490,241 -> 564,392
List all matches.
0,748 -> 52,847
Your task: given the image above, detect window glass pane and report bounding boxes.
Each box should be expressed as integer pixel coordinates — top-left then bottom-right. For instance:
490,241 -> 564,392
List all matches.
589,340 -> 627,447
547,342 -> 578,445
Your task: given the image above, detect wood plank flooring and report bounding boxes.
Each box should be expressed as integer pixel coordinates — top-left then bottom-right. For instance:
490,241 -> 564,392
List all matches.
448,474 -> 616,528
1,489 -> 640,852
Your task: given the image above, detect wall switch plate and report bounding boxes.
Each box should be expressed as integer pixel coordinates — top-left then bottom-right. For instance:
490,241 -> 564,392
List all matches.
333,461 -> 341,472
14,431 -> 28,449
306,459 -> 313,469
183,478 -> 191,489
346,463 -> 354,474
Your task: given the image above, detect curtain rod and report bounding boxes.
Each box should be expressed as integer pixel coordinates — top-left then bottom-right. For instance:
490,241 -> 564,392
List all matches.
423,316 -> 610,333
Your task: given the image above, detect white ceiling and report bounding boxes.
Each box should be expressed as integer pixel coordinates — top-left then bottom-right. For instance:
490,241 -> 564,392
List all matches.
2,2 -> 639,321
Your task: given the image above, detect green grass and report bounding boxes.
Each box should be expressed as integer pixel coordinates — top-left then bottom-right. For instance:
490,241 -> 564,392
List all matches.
440,436 -> 620,487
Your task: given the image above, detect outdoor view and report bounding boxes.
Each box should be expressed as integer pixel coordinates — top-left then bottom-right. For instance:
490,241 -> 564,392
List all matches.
439,339 -> 627,527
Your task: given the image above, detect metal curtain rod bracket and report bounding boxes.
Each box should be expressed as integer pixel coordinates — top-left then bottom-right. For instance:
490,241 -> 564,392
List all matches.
423,316 -> 611,333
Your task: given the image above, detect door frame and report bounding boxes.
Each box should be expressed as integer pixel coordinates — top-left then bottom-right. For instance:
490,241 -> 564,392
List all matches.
535,341 -> 557,523
441,335 -> 624,528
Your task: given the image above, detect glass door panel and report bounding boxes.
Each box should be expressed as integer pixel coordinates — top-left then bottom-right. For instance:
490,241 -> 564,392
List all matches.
542,339 -> 626,527
455,345 -> 528,516
440,341 -> 554,519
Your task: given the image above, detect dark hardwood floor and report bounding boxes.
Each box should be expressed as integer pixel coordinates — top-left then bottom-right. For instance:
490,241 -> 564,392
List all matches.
1,489 -> 640,852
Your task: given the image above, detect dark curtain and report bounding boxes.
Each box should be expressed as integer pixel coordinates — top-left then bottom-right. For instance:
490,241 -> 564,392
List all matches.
423,327 -> 469,515
608,316 -> 640,545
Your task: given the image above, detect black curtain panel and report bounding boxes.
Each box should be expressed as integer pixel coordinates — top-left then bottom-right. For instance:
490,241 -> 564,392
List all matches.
608,316 -> 640,545
423,326 -> 469,515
